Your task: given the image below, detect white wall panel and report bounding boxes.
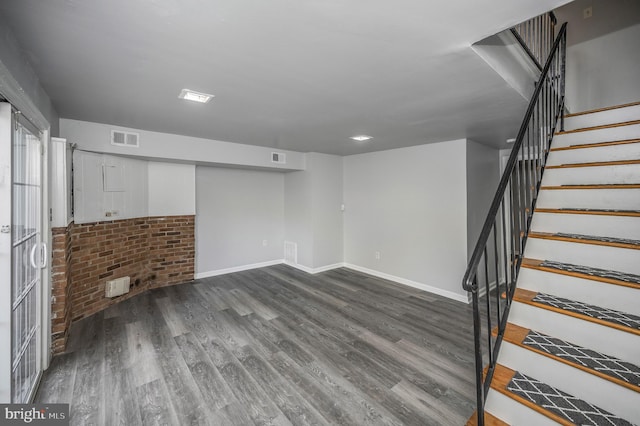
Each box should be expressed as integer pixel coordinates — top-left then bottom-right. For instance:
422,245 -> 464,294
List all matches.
343,139 -> 469,301
196,166 -> 284,275
148,162 -> 195,217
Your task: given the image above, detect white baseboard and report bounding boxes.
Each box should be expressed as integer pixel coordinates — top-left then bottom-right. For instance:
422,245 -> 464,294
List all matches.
284,261 -> 345,274
477,280 -> 499,299
197,260 -> 470,304
195,259 -> 284,279
343,263 -> 470,304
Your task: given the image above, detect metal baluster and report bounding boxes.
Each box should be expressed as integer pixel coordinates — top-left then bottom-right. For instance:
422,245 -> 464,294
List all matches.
493,221 -> 501,327
500,201 -> 511,302
483,250 -> 493,360
471,282 -> 485,426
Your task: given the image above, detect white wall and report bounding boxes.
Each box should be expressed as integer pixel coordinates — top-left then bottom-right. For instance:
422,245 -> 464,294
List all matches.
309,154 -> 344,269
565,23 -> 640,112
466,140 -> 500,259
284,168 -> 313,268
148,162 -> 195,217
196,166 -> 285,276
73,151 -> 149,223
74,150 -> 196,223
284,153 -> 343,271
343,139 -> 469,302
472,31 -> 539,102
60,119 -> 305,171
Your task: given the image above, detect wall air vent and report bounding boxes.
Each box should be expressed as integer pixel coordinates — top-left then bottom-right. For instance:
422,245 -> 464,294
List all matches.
111,130 -> 139,148
271,152 -> 286,164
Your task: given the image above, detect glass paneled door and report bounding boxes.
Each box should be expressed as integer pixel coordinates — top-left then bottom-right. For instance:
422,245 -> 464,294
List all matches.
0,104 -> 46,403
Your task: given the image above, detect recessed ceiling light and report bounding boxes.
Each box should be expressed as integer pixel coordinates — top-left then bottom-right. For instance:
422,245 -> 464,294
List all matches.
506,138 -> 516,144
179,89 -> 214,103
350,135 -> 373,142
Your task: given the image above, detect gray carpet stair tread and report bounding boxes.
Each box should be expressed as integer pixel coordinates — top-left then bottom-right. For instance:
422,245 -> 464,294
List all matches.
559,208 -> 640,214
507,371 -> 634,426
532,292 -> 640,330
554,233 -> 640,247
540,260 -> 640,284
523,329 -> 640,387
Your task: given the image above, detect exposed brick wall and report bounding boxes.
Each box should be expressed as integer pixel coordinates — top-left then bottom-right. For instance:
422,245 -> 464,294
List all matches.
148,216 -> 196,287
70,218 -> 150,321
51,226 -> 73,354
69,215 -> 195,322
47,215 -> 195,354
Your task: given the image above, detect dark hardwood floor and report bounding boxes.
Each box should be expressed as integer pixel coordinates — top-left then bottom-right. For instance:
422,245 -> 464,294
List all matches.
36,265 -> 477,425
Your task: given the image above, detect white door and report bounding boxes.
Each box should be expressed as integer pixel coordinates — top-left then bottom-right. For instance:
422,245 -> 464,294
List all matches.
0,103 -> 46,403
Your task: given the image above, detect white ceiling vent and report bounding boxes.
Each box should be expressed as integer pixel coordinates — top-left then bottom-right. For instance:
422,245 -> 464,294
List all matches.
111,130 -> 139,148
271,152 -> 286,164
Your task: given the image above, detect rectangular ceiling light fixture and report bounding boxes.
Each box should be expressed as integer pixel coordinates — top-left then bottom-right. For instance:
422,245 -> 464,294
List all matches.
350,135 -> 373,142
179,88 -> 214,103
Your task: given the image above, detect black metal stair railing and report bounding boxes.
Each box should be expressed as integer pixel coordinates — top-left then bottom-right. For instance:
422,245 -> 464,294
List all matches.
462,22 -> 567,425
511,11 -> 557,70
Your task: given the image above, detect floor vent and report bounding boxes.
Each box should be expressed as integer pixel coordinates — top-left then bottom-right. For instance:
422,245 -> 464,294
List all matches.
284,241 -> 297,264
105,276 -> 130,298
111,130 -> 139,147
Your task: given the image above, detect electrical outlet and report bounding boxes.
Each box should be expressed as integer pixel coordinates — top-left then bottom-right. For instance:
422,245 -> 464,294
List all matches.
263,239 -> 268,246
583,6 -> 592,19
375,251 -> 381,260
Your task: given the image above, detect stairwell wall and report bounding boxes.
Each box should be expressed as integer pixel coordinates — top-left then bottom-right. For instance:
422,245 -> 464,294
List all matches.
343,139 -> 470,302
564,23 -> 640,112
466,139 -> 501,260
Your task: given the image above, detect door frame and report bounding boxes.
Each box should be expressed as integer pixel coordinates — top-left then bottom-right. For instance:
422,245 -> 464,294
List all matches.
0,58 -> 52,402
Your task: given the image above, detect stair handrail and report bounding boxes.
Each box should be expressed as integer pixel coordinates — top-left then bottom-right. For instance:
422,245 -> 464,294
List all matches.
462,22 -> 567,425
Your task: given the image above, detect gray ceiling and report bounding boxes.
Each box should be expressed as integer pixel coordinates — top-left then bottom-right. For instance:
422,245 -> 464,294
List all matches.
0,0 -> 572,155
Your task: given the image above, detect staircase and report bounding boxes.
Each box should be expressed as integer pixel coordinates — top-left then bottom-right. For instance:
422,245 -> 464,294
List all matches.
479,102 -> 640,425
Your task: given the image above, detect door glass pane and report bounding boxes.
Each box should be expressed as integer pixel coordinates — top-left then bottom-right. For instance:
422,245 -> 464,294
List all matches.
11,117 -> 42,403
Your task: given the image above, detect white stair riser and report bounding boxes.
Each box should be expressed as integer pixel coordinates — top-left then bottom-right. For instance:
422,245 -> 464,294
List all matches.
553,123 -> 640,148
524,238 -> 640,275
509,301 -> 640,364
485,390 -> 558,426
542,164 -> 640,185
531,212 -> 640,240
517,268 -> 640,316
563,104 -> 640,131
536,188 -> 640,210
547,143 -> 640,165
498,341 -> 639,421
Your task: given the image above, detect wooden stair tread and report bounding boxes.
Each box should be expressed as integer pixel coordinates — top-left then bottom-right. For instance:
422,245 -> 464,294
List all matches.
550,137 -> 640,151
499,323 -> 640,393
528,231 -> 640,250
465,411 -> 509,426
521,258 -> 639,289
546,159 -> 640,169
540,183 -> 640,190
491,364 -> 573,426
513,288 -> 640,335
534,208 -> 640,217
492,364 -> 634,426
555,119 -> 640,135
564,101 -> 640,118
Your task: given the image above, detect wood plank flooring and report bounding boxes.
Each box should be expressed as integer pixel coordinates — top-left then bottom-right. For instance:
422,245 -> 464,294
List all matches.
36,265 -> 477,425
